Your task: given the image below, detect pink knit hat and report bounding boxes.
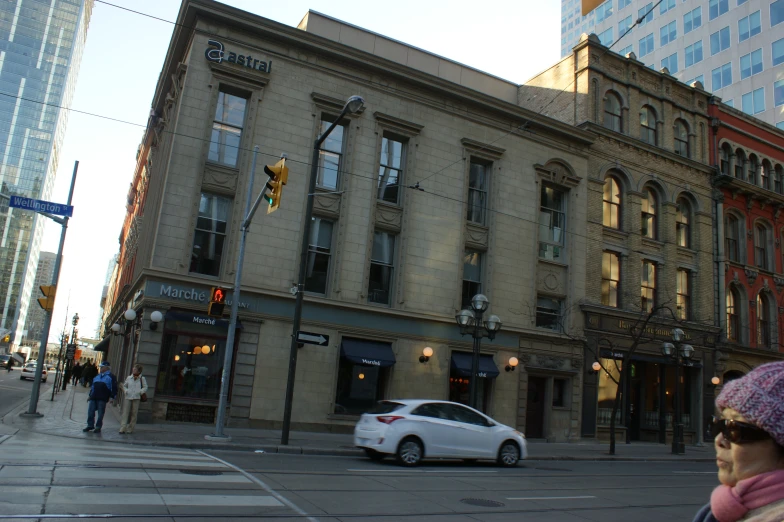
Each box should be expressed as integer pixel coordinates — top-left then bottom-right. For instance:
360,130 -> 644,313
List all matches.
716,361 -> 784,447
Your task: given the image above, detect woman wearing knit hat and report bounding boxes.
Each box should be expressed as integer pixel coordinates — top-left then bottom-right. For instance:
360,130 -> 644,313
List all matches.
692,360 -> 784,522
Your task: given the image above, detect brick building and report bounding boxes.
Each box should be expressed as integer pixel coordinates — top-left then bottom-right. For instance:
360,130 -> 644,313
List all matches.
519,34 -> 721,443
100,0 -> 598,439
712,98 -> 784,386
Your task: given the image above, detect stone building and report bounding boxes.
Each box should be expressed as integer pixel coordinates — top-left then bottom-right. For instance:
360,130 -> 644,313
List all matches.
519,34 -> 721,443
711,98 -> 784,387
99,0 -> 595,439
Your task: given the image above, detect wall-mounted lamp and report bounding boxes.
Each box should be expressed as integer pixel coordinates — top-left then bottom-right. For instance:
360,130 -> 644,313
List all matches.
589,361 -> 602,375
111,309 -> 163,335
150,310 -> 164,330
711,376 -> 721,386
505,356 -> 519,372
419,346 -> 434,363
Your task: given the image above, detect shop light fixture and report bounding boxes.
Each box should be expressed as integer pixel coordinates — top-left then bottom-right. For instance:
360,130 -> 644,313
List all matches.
202,345 -> 211,354
711,376 -> 721,386
419,346 -> 433,363
194,347 -> 202,355
505,356 -> 519,372
358,373 -> 365,380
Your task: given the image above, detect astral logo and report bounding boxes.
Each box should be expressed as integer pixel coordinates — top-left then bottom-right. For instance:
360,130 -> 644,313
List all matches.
205,39 -> 272,72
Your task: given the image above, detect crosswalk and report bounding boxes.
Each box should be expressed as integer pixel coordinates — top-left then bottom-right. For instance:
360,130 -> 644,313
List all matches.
0,432 -> 312,519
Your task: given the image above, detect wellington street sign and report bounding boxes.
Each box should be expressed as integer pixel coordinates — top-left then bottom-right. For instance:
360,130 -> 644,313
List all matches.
296,331 -> 329,346
9,196 -> 74,217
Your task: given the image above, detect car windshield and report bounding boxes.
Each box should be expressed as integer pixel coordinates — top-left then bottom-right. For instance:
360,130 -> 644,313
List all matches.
367,401 -> 405,414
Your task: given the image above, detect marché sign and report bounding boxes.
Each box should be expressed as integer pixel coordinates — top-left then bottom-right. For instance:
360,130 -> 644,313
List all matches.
205,40 -> 272,72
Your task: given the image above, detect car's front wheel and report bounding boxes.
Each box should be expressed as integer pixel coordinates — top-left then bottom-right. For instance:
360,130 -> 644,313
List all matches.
364,449 -> 385,461
396,437 -> 423,467
497,441 -> 520,467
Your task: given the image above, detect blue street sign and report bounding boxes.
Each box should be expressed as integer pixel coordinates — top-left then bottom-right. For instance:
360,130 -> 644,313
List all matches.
8,196 -> 73,217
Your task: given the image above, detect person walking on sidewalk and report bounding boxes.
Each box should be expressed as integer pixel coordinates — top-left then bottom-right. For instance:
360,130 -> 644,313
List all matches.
82,361 -> 97,387
83,362 -> 116,434
691,361 -> 784,522
71,362 -> 82,385
5,356 -> 12,372
119,364 -> 147,434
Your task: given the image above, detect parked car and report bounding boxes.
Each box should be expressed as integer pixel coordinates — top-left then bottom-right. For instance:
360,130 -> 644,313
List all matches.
20,363 -> 46,383
354,399 -> 526,467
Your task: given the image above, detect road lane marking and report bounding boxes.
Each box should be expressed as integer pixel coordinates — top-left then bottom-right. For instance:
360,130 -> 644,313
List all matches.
346,468 -> 497,473
197,450 -> 318,522
507,495 -> 597,500
673,471 -> 716,474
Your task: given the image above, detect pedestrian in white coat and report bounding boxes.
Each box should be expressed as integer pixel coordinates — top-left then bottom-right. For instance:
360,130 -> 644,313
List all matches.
119,364 -> 147,434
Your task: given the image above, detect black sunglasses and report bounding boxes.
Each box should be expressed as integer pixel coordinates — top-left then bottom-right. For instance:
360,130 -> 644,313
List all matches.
711,416 -> 771,444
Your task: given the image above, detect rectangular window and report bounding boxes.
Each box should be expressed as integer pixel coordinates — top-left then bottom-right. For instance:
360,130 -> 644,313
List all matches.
462,250 -> 483,309
774,38 -> 784,66
777,122 -> 784,130
638,3 -> 654,25
377,136 -> 404,204
710,27 -> 731,55
709,0 -> 729,20
773,0 -> 784,26
742,88 -> 765,115
619,15 -> 633,35
467,161 -> 489,225
641,260 -> 656,313
685,41 -> 703,67
725,99 -> 734,108
660,21 -> 677,46
553,378 -> 567,407
740,49 -> 763,79
659,0 -> 676,14
535,296 -> 562,331
159,331 -> 229,401
684,7 -> 702,34
619,0 -> 632,9
598,27 -> 614,47
601,251 -> 620,308
775,80 -> 784,107
661,53 -> 678,73
190,193 -> 230,277
685,74 -> 705,86
639,33 -> 655,57
618,44 -> 633,57
368,231 -> 396,305
739,0 -> 748,4
712,62 -> 732,90
539,185 -> 566,261
596,0 -> 614,22
739,11 -> 762,41
208,90 -> 247,167
304,218 -> 333,294
334,343 -> 391,415
317,118 -> 345,190
676,269 -> 690,320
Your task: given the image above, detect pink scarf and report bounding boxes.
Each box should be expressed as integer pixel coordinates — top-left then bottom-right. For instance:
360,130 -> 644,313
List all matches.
711,469 -> 784,522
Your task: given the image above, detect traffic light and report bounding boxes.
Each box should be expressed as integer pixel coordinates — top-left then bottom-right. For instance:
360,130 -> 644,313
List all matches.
263,157 -> 288,214
1,334 -> 9,343
208,286 -> 226,317
38,285 -> 56,312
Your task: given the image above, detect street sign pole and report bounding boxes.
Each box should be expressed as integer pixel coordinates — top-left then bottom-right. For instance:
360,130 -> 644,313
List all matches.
24,160 -> 78,417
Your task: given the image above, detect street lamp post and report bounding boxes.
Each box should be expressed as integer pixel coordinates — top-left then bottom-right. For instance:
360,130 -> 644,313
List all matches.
662,328 -> 694,455
280,95 -> 365,445
455,294 -> 502,409
62,313 -> 79,391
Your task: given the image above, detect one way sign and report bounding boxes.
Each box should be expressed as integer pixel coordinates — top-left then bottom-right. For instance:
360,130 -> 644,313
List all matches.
297,331 -> 329,346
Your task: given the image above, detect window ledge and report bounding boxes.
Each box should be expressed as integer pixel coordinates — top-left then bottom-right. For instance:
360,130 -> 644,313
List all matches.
602,227 -> 629,240
641,237 -> 664,249
677,246 -> 697,256
205,161 -> 240,174
377,200 -> 403,211
538,258 -> 569,268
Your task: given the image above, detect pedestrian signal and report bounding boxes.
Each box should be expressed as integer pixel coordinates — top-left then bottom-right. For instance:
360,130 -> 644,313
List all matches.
208,286 -> 227,317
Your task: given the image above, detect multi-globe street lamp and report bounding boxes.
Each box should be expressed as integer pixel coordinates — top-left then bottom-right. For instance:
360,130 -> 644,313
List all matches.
662,328 -> 694,455
455,294 -> 502,409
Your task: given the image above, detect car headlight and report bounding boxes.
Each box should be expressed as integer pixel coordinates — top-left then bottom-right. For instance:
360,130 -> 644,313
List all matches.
514,430 -> 525,438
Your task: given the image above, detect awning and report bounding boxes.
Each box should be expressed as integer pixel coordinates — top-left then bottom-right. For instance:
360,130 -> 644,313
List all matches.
94,336 -> 111,353
600,349 -> 703,368
340,338 -> 396,367
451,352 -> 500,379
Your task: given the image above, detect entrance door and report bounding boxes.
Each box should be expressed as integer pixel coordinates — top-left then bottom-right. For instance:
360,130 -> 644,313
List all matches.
525,376 -> 547,439
629,363 -> 643,441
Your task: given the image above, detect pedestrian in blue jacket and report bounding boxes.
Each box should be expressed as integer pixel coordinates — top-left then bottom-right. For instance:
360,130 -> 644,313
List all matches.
83,362 -> 116,433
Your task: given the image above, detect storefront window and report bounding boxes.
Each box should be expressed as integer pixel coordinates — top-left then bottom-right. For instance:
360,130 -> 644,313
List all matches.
597,357 -> 622,425
158,334 -> 226,400
334,360 -> 388,415
448,374 -> 491,414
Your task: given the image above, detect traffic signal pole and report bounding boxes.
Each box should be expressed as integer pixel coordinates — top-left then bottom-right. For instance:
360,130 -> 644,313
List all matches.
24,161 -> 79,417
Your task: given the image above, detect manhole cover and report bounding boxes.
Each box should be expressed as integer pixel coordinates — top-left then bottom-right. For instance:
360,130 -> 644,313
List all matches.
179,470 -> 223,476
460,498 -> 505,508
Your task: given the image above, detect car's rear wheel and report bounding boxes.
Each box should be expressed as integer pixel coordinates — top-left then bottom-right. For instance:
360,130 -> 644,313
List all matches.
364,449 -> 385,461
497,441 -> 520,467
396,437 -> 423,467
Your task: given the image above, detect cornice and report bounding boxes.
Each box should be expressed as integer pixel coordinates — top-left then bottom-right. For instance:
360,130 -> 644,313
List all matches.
716,120 -> 784,156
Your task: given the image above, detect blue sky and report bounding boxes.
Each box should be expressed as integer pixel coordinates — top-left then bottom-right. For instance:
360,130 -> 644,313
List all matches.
42,0 -> 561,341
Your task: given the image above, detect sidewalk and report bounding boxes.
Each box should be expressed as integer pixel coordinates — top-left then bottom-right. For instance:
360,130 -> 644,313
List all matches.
2,383 -> 716,461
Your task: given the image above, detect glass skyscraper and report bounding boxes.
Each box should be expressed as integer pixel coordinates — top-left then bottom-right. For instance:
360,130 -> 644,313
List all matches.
0,0 -> 93,353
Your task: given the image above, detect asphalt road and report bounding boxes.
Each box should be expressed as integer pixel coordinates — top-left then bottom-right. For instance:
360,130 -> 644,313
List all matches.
0,367 -> 54,419
0,429 -> 719,521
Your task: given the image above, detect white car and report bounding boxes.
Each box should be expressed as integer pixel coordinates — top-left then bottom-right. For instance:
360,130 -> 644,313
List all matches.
354,399 -> 527,467
20,363 -> 46,383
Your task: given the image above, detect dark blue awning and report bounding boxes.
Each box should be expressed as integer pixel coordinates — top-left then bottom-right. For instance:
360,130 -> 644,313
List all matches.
451,352 -> 500,379
340,339 -> 396,367
94,336 -> 111,353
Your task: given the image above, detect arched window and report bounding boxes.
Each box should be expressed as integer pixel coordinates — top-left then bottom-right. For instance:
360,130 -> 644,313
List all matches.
725,213 -> 740,262
726,287 -> 739,341
641,187 -> 657,238
754,222 -> 770,270
761,161 -> 772,191
603,177 -> 621,229
604,92 -> 622,132
674,120 -> 689,157
735,149 -> 746,180
676,197 -> 691,248
748,155 -> 759,185
757,293 -> 771,348
775,164 -> 783,194
640,106 -> 657,145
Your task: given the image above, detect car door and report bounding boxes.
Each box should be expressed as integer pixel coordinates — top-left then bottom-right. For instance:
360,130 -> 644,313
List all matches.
410,403 -> 462,457
445,404 -> 496,458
